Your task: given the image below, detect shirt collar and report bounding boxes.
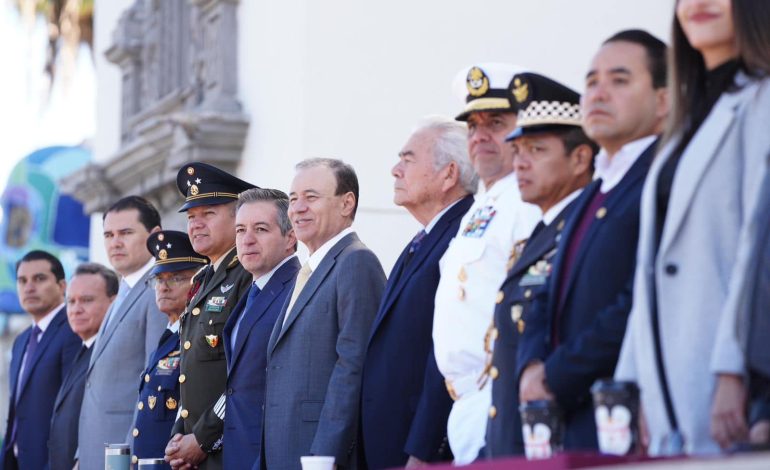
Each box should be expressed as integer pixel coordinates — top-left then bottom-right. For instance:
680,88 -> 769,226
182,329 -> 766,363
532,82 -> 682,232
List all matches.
212,246 -> 237,272
424,198 -> 463,234
307,227 -> 354,272
34,302 -> 64,334
481,171 -> 517,198
167,319 -> 180,334
83,335 -> 97,348
594,135 -> 657,193
543,189 -> 583,226
254,255 -> 297,290
123,258 -> 154,288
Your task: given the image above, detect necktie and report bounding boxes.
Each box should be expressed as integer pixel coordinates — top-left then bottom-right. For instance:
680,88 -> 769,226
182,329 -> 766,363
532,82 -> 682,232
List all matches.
404,229 -> 427,267
283,263 -> 312,327
231,283 -> 261,350
16,325 -> 42,401
202,265 -> 215,289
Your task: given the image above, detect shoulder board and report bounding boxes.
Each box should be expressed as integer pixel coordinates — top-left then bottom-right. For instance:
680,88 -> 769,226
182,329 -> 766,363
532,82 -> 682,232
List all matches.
227,255 -> 240,269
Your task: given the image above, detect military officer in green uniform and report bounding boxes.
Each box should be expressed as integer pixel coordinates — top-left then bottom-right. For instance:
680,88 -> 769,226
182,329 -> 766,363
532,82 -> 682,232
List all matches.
164,162 -> 256,469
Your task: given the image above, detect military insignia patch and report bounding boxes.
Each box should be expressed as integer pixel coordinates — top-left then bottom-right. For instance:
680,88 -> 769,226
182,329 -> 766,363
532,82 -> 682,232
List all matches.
187,167 -> 195,175
159,249 -> 168,260
220,283 -> 234,294
461,205 -> 497,238
206,296 -> 227,312
148,395 -> 157,410
166,397 -> 178,410
205,334 -> 219,348
466,66 -> 490,97
190,184 -> 199,196
512,77 -> 529,104
508,239 -> 528,270
519,259 -> 552,286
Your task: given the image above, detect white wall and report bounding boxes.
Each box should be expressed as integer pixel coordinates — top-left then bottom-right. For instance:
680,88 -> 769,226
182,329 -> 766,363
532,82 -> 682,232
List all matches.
96,0 -> 675,271
235,0 -> 675,272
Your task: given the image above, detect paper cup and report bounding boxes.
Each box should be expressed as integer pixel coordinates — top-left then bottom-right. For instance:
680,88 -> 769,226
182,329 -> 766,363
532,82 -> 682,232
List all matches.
519,400 -> 564,460
300,455 -> 335,470
591,379 -> 640,456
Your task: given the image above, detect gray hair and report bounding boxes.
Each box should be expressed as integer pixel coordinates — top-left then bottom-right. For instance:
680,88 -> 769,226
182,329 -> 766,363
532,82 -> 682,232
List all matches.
295,158 -> 360,220
73,262 -> 120,297
237,188 -> 293,236
414,116 -> 479,194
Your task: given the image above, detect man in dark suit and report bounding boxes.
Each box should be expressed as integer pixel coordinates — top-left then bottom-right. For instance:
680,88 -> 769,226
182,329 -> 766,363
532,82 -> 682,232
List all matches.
165,163 -> 255,470
485,73 -> 596,458
49,263 -> 118,470
360,117 -> 475,469
263,158 -> 386,470
1,250 -> 80,470
221,188 -> 300,468
517,30 -> 668,450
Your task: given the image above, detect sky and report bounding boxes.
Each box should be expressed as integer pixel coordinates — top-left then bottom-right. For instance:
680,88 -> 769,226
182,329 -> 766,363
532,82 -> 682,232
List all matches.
0,0 -> 96,224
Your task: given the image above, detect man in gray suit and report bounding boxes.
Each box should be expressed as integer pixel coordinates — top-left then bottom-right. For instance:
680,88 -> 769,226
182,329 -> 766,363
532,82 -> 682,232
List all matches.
77,196 -> 168,469
263,158 -> 386,470
49,263 -> 117,470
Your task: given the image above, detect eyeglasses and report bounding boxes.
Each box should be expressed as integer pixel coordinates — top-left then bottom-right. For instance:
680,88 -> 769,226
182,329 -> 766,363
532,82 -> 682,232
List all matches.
148,275 -> 192,289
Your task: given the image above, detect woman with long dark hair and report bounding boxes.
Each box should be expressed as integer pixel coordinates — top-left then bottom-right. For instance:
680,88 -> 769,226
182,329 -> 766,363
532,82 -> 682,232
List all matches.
615,0 -> 770,456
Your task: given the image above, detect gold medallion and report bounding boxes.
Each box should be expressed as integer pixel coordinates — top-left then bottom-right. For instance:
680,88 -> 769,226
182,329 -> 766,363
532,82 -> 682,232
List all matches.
158,249 -> 168,260
190,184 -> 199,196
466,66 -> 490,97
166,397 -> 178,410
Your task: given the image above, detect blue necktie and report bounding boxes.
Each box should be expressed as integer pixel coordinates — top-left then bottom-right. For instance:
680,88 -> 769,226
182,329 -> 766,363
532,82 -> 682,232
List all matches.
12,325 -> 42,444
231,283 -> 260,351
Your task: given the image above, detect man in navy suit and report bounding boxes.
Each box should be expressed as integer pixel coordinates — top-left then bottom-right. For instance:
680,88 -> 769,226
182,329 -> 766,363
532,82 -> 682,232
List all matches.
517,30 -> 668,450
221,188 -> 300,469
1,250 -> 80,470
49,263 -> 117,470
360,117 -> 476,469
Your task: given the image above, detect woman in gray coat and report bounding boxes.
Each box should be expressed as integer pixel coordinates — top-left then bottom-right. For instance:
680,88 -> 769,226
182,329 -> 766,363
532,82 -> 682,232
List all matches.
615,0 -> 770,456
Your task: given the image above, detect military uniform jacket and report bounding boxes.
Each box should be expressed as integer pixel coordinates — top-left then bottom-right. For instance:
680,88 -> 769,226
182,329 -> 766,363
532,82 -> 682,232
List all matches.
133,329 -> 181,463
486,201 -> 577,458
172,248 -> 252,465
432,173 -> 540,464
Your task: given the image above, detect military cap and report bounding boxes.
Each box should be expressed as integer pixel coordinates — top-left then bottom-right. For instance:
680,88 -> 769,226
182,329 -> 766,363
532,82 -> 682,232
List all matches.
146,230 -> 208,276
454,63 -> 525,121
176,162 -> 257,212
505,72 -> 582,141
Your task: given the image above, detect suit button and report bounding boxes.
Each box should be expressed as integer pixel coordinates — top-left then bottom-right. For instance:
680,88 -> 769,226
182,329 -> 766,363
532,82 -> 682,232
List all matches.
137,402 -> 144,410
227,388 -> 234,395
192,307 -> 201,316
132,456 -> 138,464
132,428 -> 139,437
665,264 -> 678,275
524,289 -> 532,299
179,374 -> 186,384
144,374 -> 150,383
490,367 -> 499,380
184,341 -> 191,350
181,409 -> 189,418
489,406 -> 497,419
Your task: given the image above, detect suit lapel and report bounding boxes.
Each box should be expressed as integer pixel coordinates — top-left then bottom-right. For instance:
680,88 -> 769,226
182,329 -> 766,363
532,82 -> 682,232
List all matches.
9,329 -> 29,403
659,91 -> 745,254
271,233 -> 357,351
89,270 -> 152,374
55,347 -> 91,411
369,196 -> 473,339
18,307 -> 66,399
557,144 -> 655,311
